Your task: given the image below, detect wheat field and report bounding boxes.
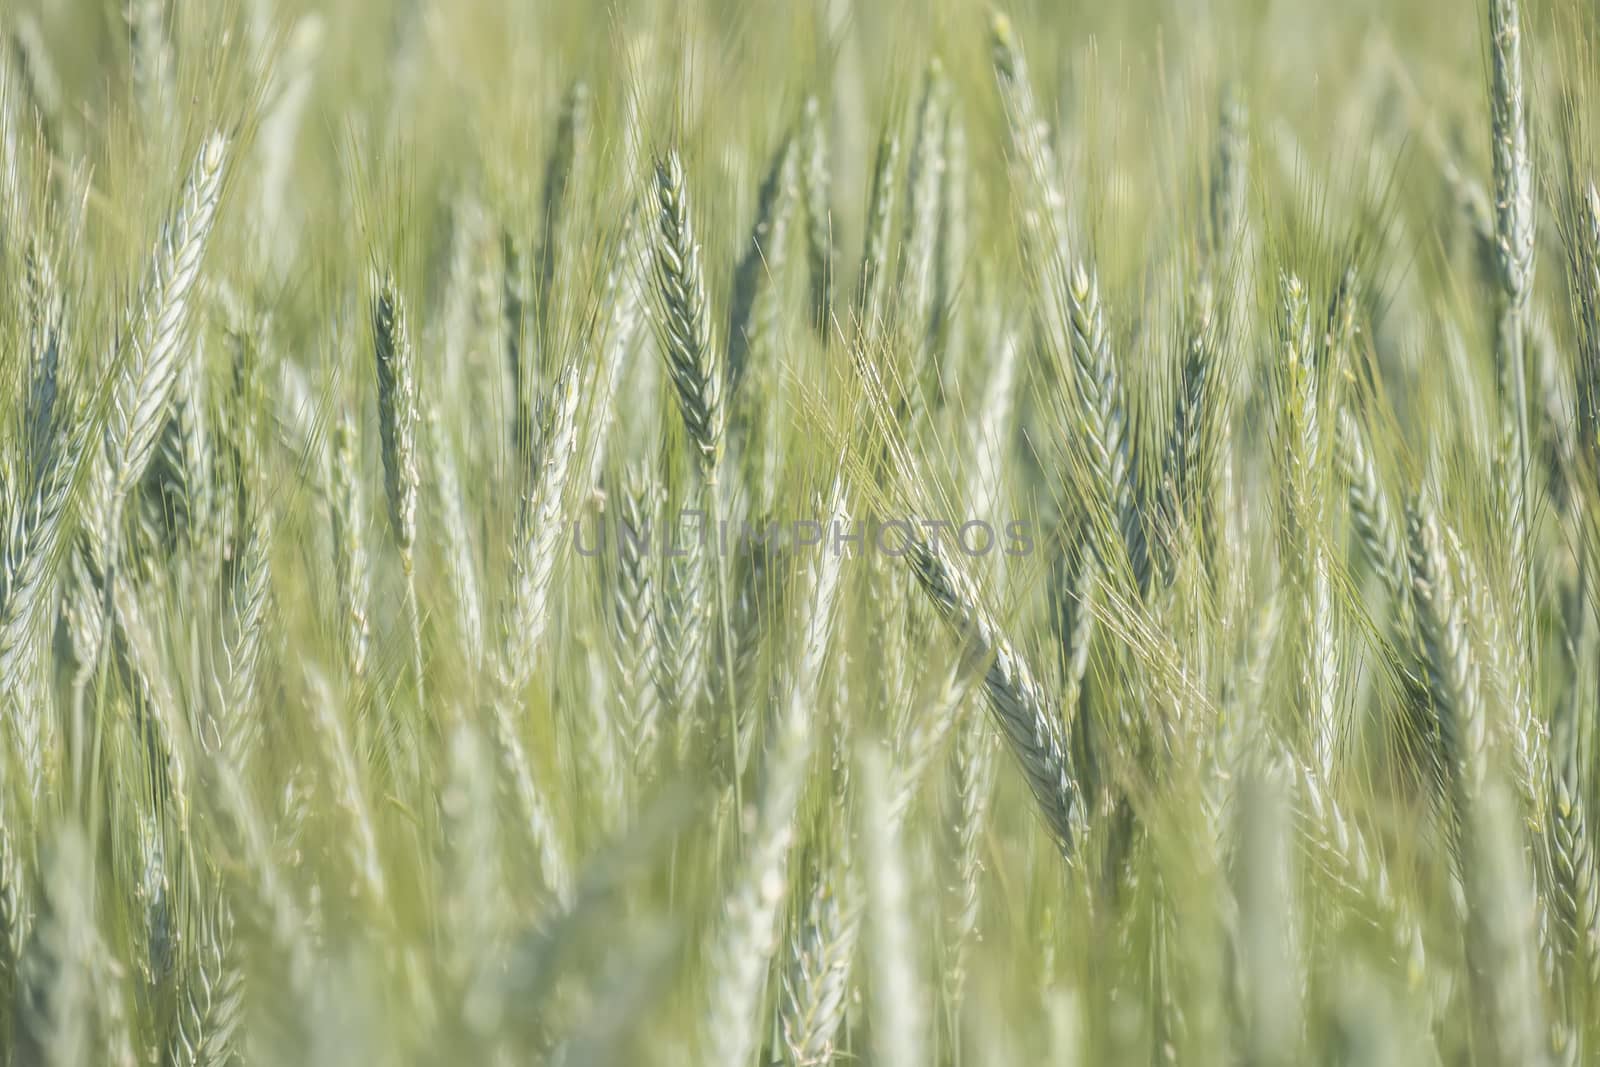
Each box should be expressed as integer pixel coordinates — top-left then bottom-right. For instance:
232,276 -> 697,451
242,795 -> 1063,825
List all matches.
0,0 -> 1598,1063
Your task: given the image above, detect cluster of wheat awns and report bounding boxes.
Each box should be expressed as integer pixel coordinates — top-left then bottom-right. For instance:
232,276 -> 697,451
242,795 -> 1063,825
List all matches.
1,0 -> 1600,1063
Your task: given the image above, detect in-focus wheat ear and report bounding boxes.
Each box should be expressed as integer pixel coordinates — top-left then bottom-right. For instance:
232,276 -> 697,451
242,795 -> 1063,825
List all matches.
1,236 -> 74,707
651,150 -> 724,481
611,467 -> 663,776
88,132 -> 228,571
1064,261 -> 1148,594
651,147 -> 742,754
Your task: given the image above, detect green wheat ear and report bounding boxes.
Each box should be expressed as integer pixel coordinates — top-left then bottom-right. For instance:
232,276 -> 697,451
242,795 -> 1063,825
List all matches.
0,3 -> 1596,1064
651,149 -> 724,482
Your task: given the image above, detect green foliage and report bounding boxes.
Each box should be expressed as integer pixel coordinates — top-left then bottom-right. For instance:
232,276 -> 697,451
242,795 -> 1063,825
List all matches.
2,0 -> 1600,1064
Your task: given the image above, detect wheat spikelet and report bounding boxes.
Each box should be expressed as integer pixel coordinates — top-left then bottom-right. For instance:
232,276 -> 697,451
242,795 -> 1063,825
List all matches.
441,722 -> 503,1027
502,361 -> 581,692
990,11 -> 1069,256
168,897 -> 243,1067
1291,758 -> 1425,983
585,207 -> 650,495
861,743 -> 928,1067
20,237 -> 61,476
727,130 -> 799,401
1406,500 -> 1489,841
942,709 -> 996,1023
1,238 -> 76,765
372,271 -> 421,560
1161,292 -> 1229,578
204,749 -> 316,998
0,813 -> 29,1009
212,511 -> 271,771
1209,84 -> 1249,266
327,411 -> 372,679
611,469 -> 663,776
701,486 -> 845,1067
126,0 -> 174,139
800,95 -> 834,331
1489,0 -> 1534,315
1546,766 -> 1600,994
857,124 -> 903,333
537,80 -> 591,334
1461,781 -> 1550,1067
661,504 -> 715,743
302,688 -> 384,920
15,828 -> 96,1067
372,269 -> 428,705
87,133 -> 227,569
1231,760 -> 1302,1067
1064,262 -> 1148,594
901,60 -> 948,344
1048,518 -> 1097,721
488,698 -> 571,906
1488,0 -> 1536,732
1336,406 -> 1407,604
906,532 -> 1079,854
933,102 -> 969,352
1278,274 -> 1339,778
651,150 -> 724,481
1566,181 -> 1600,469
778,853 -> 860,1066
428,409 -> 485,668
